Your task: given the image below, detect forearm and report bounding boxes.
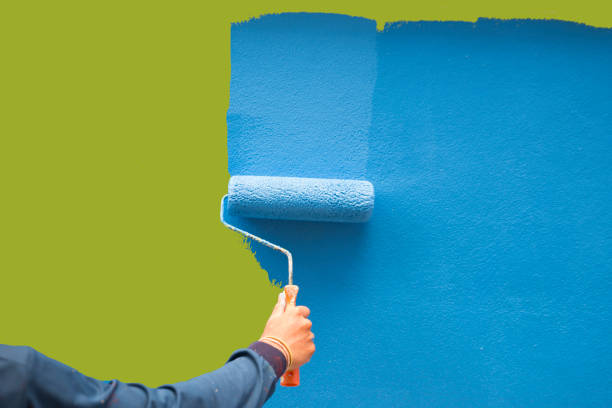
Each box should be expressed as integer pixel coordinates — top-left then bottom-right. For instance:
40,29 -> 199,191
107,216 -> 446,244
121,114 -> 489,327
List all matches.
0,343 -> 286,408
114,346 -> 284,408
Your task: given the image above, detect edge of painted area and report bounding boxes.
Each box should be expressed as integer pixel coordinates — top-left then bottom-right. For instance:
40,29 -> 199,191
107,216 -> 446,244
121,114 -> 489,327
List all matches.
382,17 -> 612,33
226,2 -> 612,30
234,15 -> 612,32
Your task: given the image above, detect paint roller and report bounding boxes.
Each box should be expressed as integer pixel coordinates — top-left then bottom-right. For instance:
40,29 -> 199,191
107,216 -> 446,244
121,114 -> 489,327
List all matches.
220,175 -> 375,386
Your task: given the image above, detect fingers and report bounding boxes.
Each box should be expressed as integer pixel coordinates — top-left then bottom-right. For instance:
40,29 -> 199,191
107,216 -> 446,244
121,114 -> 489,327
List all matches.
304,319 -> 312,329
271,292 -> 310,318
295,306 -> 310,317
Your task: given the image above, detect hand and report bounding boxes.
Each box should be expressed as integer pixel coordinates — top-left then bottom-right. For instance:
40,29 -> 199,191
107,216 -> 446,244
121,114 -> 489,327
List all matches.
259,290 -> 315,370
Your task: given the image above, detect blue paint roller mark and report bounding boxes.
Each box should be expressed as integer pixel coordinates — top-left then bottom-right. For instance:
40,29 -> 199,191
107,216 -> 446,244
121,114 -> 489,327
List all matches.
228,13 -> 612,407
228,13 -> 376,179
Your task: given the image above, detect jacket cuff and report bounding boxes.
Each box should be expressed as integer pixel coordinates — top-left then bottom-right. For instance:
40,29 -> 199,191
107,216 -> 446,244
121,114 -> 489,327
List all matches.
248,341 -> 287,379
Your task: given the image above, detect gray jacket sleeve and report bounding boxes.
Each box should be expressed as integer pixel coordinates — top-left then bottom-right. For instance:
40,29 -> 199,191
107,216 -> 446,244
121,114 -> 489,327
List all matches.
0,344 -> 281,408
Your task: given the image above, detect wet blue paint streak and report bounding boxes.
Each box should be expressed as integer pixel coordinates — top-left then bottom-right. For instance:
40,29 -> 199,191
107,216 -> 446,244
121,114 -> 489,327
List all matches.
228,13 -> 376,179
228,13 -> 612,407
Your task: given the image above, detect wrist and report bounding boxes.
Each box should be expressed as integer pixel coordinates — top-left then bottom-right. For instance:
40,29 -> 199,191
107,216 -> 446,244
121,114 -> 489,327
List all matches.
248,341 -> 288,379
258,337 -> 288,361
259,336 -> 293,370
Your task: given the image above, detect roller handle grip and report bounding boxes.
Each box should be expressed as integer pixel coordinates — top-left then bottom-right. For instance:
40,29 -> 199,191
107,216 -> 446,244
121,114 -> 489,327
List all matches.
280,285 -> 300,387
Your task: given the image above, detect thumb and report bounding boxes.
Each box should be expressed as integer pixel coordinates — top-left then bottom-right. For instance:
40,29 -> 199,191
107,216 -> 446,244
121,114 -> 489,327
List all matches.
270,291 -> 286,317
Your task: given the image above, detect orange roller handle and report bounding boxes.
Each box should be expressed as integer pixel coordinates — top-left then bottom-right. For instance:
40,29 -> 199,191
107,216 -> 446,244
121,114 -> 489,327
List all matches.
280,284 -> 300,387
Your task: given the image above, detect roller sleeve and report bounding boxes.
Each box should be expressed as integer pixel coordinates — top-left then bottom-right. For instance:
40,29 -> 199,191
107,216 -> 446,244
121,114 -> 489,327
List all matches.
227,175 -> 374,223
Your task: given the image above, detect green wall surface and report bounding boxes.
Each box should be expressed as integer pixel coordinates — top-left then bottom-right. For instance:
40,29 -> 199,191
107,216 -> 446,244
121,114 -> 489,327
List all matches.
1,1 -> 610,386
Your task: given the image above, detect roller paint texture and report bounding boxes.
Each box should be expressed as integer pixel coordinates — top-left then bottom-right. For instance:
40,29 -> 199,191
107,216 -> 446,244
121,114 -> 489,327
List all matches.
227,175 -> 375,223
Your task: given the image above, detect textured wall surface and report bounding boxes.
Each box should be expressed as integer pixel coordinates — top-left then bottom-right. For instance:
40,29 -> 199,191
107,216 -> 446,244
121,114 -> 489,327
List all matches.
227,13 -> 612,407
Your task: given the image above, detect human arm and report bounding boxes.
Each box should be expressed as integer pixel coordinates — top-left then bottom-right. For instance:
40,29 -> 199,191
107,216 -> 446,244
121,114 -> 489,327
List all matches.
0,291 -> 315,408
0,343 -> 280,408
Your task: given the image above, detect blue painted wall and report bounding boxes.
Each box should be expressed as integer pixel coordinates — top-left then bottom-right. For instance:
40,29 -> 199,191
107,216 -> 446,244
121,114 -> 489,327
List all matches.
228,13 -> 612,407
